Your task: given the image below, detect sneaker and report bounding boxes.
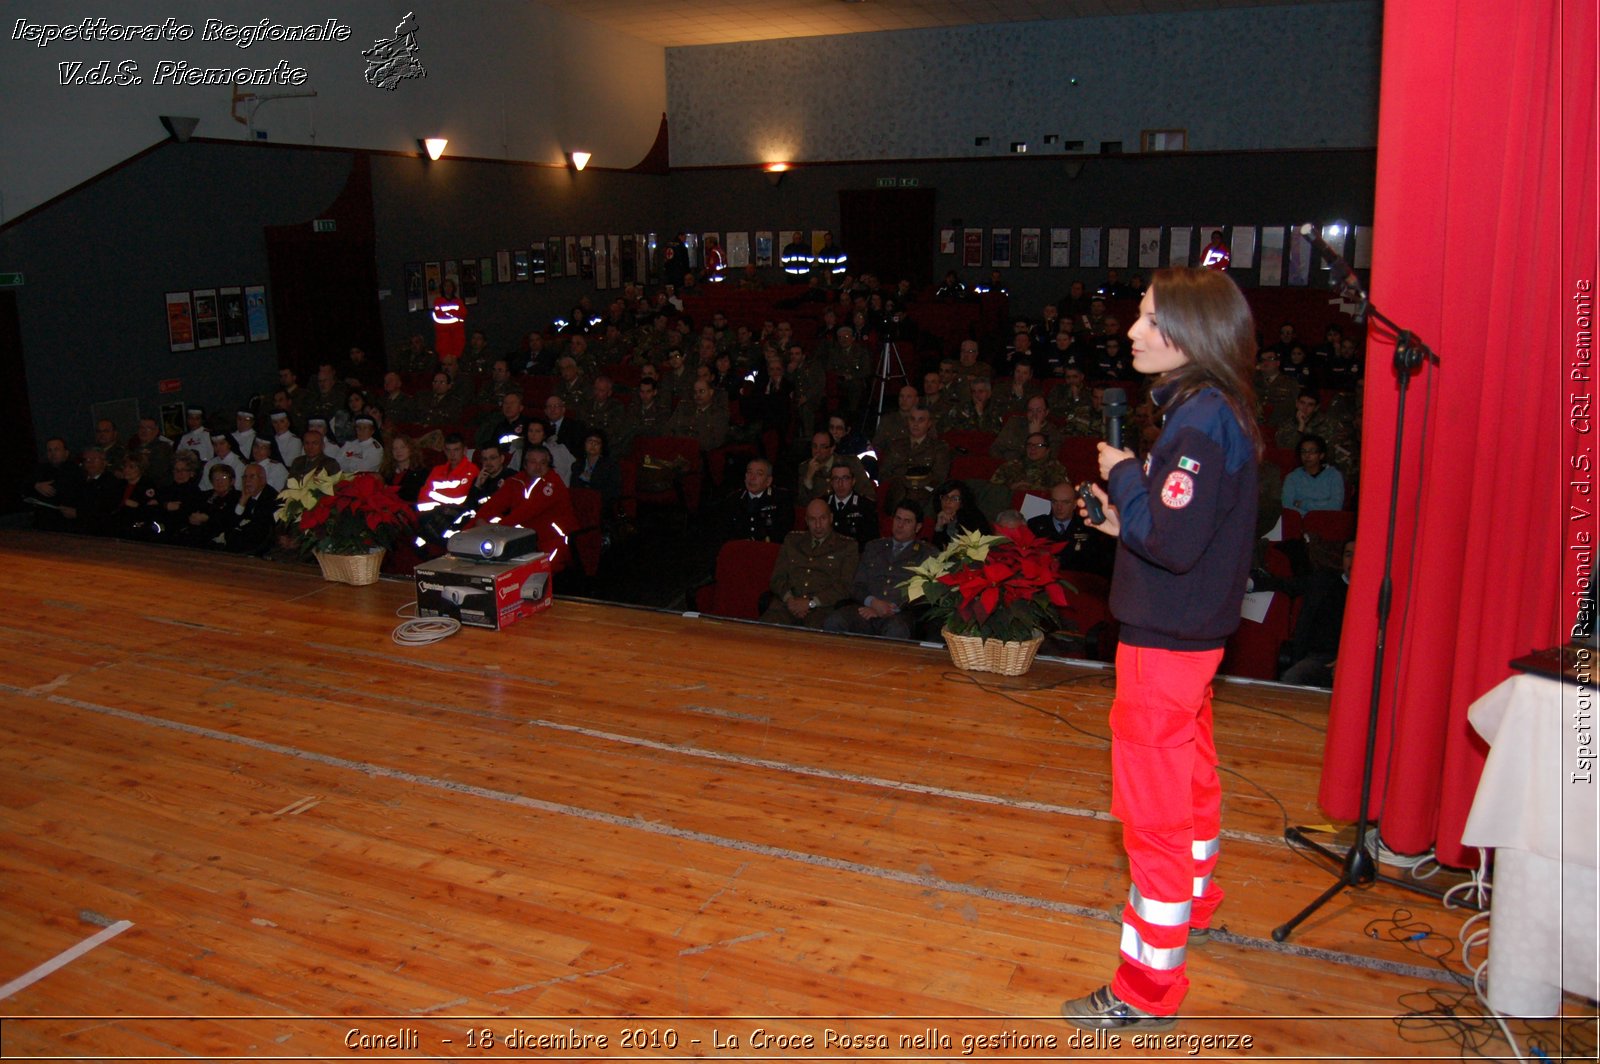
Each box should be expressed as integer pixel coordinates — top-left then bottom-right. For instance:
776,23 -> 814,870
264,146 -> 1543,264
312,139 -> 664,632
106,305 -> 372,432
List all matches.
1060,986 -> 1178,1032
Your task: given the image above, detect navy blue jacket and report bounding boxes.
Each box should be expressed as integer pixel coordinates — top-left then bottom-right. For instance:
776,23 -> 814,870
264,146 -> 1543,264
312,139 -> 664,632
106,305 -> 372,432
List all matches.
1107,384 -> 1258,651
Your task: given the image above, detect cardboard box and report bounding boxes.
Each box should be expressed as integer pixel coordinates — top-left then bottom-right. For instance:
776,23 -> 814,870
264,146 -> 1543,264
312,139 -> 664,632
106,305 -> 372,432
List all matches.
414,553 -> 552,630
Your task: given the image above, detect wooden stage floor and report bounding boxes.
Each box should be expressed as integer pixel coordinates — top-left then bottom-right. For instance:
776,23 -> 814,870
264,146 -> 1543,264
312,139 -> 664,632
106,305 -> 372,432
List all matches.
0,530 -> 1591,1061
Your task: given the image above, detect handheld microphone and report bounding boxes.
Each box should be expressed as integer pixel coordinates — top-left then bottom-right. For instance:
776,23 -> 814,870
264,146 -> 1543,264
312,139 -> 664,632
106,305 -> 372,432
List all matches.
1297,223 -> 1362,290
1101,387 -> 1129,451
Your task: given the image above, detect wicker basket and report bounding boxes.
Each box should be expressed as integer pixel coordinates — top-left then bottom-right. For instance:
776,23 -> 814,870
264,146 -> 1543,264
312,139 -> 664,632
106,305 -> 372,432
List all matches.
942,627 -> 1045,676
314,548 -> 386,586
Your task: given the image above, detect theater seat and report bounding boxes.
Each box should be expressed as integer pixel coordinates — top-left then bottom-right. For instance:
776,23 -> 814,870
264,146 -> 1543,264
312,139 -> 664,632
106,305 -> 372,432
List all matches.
1221,590 -> 1291,681
692,540 -> 783,619
567,486 -> 604,576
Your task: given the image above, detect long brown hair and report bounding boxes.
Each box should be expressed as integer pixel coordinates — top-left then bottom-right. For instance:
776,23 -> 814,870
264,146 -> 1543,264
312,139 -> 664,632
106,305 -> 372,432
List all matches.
380,434 -> 422,479
1145,267 -> 1261,454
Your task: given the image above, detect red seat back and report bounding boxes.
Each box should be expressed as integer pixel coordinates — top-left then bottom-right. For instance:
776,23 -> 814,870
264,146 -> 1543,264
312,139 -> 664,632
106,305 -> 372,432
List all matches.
702,540 -> 783,619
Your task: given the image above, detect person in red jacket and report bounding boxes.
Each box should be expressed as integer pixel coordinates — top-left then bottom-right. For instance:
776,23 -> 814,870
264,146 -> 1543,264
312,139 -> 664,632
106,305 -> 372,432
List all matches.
416,432 -> 478,546
431,277 -> 466,360
471,444 -> 574,571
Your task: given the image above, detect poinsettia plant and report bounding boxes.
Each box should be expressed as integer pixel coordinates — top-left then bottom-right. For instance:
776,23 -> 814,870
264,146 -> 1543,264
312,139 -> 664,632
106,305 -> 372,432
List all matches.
902,526 -> 1072,642
274,469 -> 414,555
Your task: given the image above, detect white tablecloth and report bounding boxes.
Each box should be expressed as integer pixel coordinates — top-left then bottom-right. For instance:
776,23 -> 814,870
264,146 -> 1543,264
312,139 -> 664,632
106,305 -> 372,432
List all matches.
1461,672 -> 1598,1016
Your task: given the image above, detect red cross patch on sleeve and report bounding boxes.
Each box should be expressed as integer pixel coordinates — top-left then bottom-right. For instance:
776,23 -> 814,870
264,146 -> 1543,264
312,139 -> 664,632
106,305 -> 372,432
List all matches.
1160,470 -> 1195,509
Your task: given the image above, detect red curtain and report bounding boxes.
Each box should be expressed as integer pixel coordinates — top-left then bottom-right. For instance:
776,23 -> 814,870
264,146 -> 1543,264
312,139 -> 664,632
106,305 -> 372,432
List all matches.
1319,0 -> 1597,867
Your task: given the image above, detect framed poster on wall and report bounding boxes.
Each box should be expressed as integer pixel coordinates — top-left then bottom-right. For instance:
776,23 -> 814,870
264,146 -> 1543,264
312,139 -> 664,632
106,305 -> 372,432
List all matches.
192,288 -> 220,348
219,286 -> 247,344
244,284 -> 269,342
404,263 -> 425,312
165,291 -> 195,352
1019,227 -> 1041,267
990,228 -> 1012,268
963,228 -> 984,268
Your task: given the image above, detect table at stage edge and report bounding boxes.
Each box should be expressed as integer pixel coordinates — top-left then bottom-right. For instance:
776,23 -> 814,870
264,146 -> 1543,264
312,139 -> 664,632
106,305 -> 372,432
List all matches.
1461,670 -> 1599,1017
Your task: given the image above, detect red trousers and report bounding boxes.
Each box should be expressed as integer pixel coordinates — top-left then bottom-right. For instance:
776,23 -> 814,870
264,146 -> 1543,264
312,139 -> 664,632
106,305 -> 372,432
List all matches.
1108,643 -> 1225,1016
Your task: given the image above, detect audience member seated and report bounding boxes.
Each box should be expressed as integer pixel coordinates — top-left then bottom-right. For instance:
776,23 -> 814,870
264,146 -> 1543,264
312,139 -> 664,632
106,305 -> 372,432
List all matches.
929,479 -> 990,550
149,450 -> 205,543
416,433 -> 480,546
60,446 -> 124,535
217,464 -> 279,555
1282,434 -> 1345,515
381,435 -> 429,504
415,370 -> 465,427
571,429 -> 622,517
129,416 -> 175,486
248,437 -> 288,491
823,463 -> 877,545
24,436 -> 83,530
878,409 -> 950,504
1047,368 -> 1099,438
335,416 -> 383,473
941,376 -> 1004,434
630,377 -> 674,440
113,453 -> 160,539
1254,351 -> 1299,426
176,408 -> 213,462
269,411 -> 303,467
378,371 -> 417,425
992,397 -> 1064,461
287,428 -> 340,479
478,392 -> 533,470
666,380 -> 731,451
542,395 -> 589,454
1029,481 -> 1115,579
183,464 -> 242,547
797,430 -> 874,502
713,458 -> 791,548
1274,389 -> 1337,451
201,432 -> 248,486
992,433 -> 1070,494
524,418 -> 575,486
466,441 -> 514,512
823,499 -> 933,640
759,498 -> 860,629
470,445 -> 576,571
871,385 -> 921,454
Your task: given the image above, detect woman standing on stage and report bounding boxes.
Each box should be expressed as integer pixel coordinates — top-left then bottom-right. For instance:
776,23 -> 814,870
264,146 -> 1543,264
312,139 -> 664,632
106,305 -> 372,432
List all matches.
1067,266 -> 1260,1032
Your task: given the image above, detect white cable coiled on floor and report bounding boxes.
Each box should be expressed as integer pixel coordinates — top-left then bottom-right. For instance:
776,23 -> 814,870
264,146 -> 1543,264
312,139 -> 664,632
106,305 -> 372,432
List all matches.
392,601 -> 461,646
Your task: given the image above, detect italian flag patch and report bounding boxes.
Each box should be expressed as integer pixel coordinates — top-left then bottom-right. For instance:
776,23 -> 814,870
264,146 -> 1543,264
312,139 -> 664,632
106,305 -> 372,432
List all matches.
1177,456 -> 1201,474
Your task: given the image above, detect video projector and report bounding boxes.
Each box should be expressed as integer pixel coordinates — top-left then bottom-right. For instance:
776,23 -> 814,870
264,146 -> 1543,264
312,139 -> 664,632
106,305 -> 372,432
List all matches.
447,525 -> 543,562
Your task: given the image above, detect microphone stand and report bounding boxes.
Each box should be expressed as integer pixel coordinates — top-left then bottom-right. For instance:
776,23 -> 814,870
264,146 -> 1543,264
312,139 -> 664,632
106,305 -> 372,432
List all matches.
1271,267 -> 1468,942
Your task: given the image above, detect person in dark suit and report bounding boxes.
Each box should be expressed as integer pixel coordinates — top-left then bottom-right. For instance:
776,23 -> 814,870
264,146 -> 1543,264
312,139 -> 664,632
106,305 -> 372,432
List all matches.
1029,480 -> 1114,579
571,430 -> 623,517
219,464 -> 280,555
712,458 -> 791,548
61,447 -> 124,535
823,463 -> 878,545
541,395 -> 589,455
823,499 -> 933,640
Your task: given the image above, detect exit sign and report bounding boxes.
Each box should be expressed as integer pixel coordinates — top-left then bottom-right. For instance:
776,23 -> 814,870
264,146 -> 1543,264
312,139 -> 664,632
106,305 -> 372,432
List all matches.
312,219 -> 337,233
0,272 -> 23,286
875,178 -> 920,189
876,177 -> 897,188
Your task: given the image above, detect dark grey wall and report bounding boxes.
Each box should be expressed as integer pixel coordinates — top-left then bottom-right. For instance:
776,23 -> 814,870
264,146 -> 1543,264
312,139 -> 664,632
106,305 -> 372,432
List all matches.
668,149 -> 1378,314
0,141 -> 354,445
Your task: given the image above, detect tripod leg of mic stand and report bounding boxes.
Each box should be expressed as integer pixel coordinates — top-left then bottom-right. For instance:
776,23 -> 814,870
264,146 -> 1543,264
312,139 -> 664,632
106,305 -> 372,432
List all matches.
1272,874 -> 1350,942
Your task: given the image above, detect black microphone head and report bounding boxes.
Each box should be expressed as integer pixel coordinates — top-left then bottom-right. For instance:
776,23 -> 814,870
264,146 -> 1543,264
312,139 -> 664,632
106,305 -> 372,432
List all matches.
1102,387 -> 1129,418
